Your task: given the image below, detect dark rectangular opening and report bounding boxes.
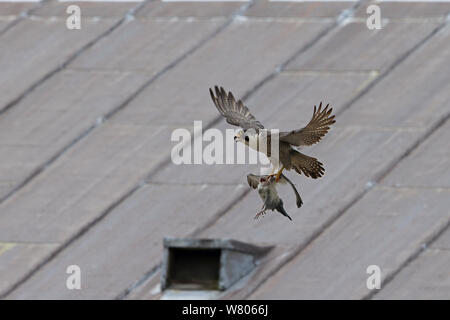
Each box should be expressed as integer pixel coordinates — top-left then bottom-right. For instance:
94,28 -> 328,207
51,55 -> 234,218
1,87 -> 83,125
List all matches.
167,248 -> 221,290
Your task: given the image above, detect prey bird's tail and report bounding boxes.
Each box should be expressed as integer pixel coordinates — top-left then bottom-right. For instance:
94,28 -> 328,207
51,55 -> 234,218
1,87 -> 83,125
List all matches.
290,150 -> 324,179
276,200 -> 292,221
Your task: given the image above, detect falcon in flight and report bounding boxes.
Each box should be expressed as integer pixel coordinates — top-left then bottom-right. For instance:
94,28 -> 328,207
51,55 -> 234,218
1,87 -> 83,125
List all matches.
209,86 -> 336,182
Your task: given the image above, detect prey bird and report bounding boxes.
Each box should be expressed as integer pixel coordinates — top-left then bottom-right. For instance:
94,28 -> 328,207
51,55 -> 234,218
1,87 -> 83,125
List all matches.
247,174 -> 299,220
247,173 -> 303,209
210,86 -> 336,182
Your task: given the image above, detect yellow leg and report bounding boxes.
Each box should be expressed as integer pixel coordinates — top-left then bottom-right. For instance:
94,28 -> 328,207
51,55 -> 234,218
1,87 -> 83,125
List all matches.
266,166 -> 276,179
275,166 -> 285,182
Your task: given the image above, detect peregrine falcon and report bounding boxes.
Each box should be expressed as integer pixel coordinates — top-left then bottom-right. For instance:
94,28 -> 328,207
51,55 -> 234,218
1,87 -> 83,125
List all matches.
209,86 -> 336,182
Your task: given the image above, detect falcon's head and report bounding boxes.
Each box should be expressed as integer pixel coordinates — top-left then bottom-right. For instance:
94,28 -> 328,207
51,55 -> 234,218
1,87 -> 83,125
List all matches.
234,129 -> 258,148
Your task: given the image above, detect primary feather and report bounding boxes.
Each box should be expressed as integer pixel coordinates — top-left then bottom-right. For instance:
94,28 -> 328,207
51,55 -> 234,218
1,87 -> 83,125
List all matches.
209,86 -> 264,131
279,102 -> 336,146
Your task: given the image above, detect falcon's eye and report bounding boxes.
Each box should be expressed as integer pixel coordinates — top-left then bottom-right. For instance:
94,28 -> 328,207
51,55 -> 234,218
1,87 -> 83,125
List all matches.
245,136 -> 249,142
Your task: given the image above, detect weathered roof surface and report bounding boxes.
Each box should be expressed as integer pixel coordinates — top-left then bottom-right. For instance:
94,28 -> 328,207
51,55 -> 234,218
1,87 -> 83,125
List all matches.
0,0 -> 449,300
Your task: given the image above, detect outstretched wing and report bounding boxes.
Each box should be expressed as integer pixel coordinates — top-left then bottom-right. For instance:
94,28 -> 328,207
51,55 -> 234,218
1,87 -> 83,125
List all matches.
209,86 -> 264,131
246,174 -> 261,189
280,102 -> 335,146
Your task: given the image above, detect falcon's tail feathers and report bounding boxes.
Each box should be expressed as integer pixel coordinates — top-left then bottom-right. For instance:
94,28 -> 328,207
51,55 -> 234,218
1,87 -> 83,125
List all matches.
290,150 -> 325,179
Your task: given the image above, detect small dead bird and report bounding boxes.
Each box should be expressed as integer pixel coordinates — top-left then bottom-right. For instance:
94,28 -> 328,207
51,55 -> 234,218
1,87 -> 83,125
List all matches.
247,173 -> 303,220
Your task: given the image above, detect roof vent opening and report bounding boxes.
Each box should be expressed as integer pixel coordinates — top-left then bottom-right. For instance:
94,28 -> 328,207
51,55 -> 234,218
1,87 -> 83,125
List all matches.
161,238 -> 271,292
167,248 -> 221,290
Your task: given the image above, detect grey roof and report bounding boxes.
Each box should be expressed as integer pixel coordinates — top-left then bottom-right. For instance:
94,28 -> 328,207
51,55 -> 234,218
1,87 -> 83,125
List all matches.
0,0 -> 450,300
